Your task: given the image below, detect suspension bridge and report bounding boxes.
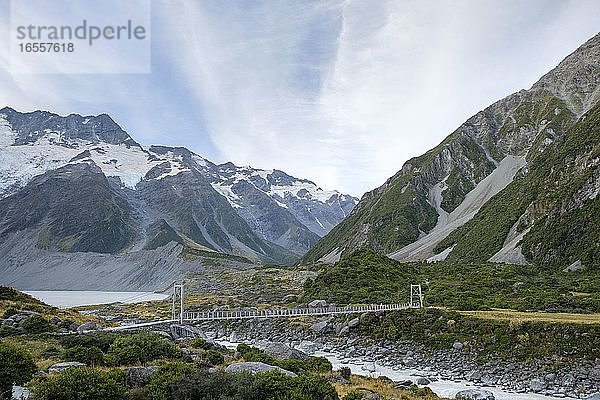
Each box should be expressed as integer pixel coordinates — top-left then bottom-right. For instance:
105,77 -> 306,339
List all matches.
104,283 -> 424,332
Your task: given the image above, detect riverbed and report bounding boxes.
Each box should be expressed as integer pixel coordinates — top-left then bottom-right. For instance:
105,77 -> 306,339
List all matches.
23,290 -> 169,308
214,338 -> 573,400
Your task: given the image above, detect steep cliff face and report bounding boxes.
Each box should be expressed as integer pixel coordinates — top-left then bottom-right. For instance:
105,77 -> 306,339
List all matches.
303,33 -> 600,266
436,100 -> 600,270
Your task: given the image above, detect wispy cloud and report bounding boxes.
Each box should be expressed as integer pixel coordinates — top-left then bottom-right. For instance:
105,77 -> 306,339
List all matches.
1,0 -> 599,196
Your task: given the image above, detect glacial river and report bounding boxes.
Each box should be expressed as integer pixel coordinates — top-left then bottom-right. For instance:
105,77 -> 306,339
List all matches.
21,292 -> 578,399
215,339 -> 572,400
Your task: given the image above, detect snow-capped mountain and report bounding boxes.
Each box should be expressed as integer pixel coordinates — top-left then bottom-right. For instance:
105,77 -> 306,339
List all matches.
0,107 -> 358,283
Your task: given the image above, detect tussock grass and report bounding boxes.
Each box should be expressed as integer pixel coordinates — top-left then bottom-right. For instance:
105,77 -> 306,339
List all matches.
460,309 -> 600,324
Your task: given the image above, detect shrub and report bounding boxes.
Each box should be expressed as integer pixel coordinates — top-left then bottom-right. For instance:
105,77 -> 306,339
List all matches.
107,333 -> 181,366
59,332 -> 117,352
1,307 -> 19,319
0,325 -> 16,338
22,315 -> 54,334
306,356 -> 333,373
202,350 -> 224,366
63,345 -> 104,366
339,366 -> 351,380
143,362 -> 195,400
171,370 -> 259,400
33,367 -> 126,400
0,342 -> 37,399
190,338 -> 209,350
255,370 -> 339,400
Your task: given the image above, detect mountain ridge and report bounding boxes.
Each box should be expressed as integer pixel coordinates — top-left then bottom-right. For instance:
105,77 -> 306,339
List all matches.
303,32 -> 600,268
0,107 -> 357,289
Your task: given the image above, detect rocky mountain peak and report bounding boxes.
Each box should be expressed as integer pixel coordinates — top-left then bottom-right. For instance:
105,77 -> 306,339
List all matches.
532,32 -> 600,115
0,107 -> 137,147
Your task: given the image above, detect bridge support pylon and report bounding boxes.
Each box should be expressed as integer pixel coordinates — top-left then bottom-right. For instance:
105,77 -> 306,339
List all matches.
172,282 -> 184,323
410,284 -> 424,308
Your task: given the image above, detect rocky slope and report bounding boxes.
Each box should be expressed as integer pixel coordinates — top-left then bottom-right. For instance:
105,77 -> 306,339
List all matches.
0,108 -> 356,288
303,33 -> 600,270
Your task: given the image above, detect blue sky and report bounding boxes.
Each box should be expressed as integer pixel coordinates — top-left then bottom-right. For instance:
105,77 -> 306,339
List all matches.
1,0 -> 599,196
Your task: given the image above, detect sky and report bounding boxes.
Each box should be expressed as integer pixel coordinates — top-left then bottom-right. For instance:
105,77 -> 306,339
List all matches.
1,0 -> 599,197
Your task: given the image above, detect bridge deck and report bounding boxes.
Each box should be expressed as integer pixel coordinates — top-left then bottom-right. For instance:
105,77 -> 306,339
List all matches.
183,303 -> 415,321
103,303 -> 419,332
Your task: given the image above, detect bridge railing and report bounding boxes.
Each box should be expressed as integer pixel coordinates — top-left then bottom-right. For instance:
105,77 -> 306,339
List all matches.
182,303 -> 416,322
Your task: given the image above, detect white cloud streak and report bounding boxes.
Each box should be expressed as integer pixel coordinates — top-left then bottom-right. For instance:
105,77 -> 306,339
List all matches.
156,0 -> 600,196
1,0 -> 599,197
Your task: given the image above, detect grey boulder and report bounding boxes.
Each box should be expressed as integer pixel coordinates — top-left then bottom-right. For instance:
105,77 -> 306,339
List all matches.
225,362 -> 297,377
125,366 -> 159,388
455,389 -> 495,400
48,362 -> 86,373
308,300 -> 327,308
264,342 -> 309,361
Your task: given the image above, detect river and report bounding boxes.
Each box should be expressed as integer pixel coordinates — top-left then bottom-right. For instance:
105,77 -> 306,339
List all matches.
215,338 -> 573,400
23,290 -> 169,308
20,291 -> 580,399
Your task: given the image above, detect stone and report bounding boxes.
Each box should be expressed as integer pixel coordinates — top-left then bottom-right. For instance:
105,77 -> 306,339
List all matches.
361,363 -> 376,373
585,393 -> 600,400
394,380 -> 413,388
348,318 -> 360,328
125,366 -> 159,388
69,322 -> 80,331
264,342 -> 309,361
308,300 -> 327,308
453,342 -> 464,350
563,260 -> 584,272
48,361 -> 86,373
311,320 -> 329,334
328,375 -> 351,385
530,378 -> 545,392
467,371 -> 482,381
281,294 -> 298,303
77,322 -> 99,332
416,377 -> 430,385
225,362 -> 297,377
455,389 -> 495,400
338,326 -> 350,336
12,385 -> 31,400
170,324 -> 205,340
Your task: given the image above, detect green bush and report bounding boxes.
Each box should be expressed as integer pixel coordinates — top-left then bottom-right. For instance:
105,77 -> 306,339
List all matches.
63,345 -> 104,366
22,315 -> 54,334
33,367 -> 126,400
0,342 -> 37,399
306,356 -> 332,373
339,366 -> 351,380
1,307 -> 19,319
143,362 -> 195,400
106,333 -> 181,366
59,332 -> 117,352
0,325 -> 16,338
202,350 -> 224,366
170,369 -> 259,400
189,338 -> 209,350
255,370 -> 339,400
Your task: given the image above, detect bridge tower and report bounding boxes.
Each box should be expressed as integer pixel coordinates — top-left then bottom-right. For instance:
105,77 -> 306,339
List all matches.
172,282 -> 184,323
410,284 -> 424,308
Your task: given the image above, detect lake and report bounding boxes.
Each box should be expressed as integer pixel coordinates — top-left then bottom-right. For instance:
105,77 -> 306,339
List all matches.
24,291 -> 169,308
